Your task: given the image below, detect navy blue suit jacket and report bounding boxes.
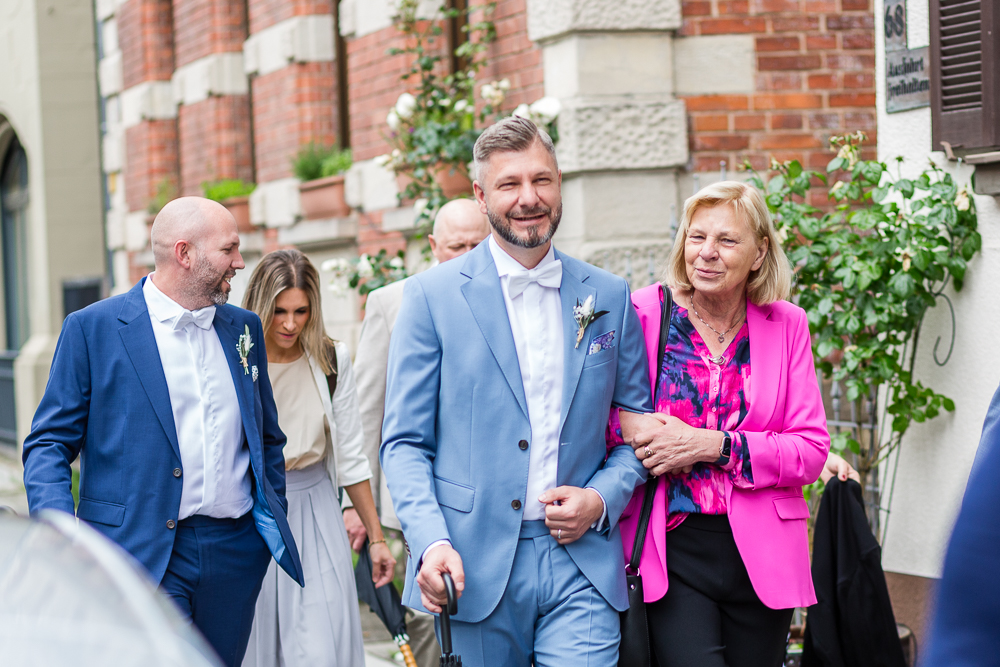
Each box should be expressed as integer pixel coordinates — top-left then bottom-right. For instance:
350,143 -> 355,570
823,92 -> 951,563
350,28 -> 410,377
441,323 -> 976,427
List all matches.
22,278 -> 303,586
922,383 -> 1000,665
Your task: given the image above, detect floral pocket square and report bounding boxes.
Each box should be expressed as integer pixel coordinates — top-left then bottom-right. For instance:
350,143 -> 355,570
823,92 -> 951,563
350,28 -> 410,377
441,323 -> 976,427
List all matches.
588,330 -> 616,355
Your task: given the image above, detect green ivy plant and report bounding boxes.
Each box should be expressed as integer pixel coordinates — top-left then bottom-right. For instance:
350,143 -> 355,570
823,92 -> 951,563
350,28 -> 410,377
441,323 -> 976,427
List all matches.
746,132 -> 980,491
322,249 -> 409,301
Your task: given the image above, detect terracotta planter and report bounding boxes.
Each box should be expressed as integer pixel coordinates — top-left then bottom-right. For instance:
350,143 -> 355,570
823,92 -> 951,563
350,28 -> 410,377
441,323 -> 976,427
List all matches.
221,196 -> 253,233
299,174 -> 350,220
431,163 -> 473,198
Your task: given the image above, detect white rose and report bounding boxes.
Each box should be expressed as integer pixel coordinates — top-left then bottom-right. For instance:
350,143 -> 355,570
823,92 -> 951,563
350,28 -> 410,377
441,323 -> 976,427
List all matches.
454,99 -> 470,113
321,257 -> 349,273
395,93 -> 417,119
480,84 -> 496,101
389,257 -> 405,270
386,110 -> 401,131
513,103 -> 531,119
530,97 -> 562,124
498,78 -> 511,91
373,153 -> 391,167
955,189 -> 970,211
414,198 -> 429,214
356,254 -> 374,279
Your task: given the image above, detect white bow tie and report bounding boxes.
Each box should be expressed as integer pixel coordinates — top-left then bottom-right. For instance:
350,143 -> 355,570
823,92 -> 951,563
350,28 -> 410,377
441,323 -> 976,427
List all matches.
507,260 -> 563,298
173,306 -> 216,331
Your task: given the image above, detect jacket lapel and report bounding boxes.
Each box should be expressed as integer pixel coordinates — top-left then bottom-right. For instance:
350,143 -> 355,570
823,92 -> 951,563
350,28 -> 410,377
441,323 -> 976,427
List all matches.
746,301 -> 782,427
117,279 -> 181,461
213,308 -> 260,447
459,243 -> 529,421
557,252 -> 597,436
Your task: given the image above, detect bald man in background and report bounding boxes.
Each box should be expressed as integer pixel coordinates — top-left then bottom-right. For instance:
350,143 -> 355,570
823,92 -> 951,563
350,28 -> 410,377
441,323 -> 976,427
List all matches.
22,197 -> 302,666
348,198 -> 489,666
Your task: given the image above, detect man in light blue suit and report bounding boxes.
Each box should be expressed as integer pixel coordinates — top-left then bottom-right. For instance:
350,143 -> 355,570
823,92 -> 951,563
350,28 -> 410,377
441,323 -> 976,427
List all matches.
22,198 -> 302,666
380,117 -> 653,665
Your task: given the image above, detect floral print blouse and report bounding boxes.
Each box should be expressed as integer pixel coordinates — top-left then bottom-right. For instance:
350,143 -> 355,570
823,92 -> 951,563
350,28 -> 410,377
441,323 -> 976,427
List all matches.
609,299 -> 755,531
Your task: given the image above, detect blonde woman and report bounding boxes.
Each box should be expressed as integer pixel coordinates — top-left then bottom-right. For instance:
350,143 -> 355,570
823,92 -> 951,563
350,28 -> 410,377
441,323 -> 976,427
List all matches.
242,249 -> 395,667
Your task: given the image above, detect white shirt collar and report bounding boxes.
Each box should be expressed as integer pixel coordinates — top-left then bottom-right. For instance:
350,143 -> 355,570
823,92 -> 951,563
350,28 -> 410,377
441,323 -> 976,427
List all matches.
488,234 -> 557,278
143,274 -> 216,328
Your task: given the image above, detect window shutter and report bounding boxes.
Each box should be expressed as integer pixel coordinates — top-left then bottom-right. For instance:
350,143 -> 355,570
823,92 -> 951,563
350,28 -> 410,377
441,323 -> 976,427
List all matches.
931,0 -> 1000,152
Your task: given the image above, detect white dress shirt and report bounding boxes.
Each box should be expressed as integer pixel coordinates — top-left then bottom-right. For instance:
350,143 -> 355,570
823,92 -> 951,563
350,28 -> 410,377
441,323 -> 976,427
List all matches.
489,236 -> 565,521
143,276 -> 252,520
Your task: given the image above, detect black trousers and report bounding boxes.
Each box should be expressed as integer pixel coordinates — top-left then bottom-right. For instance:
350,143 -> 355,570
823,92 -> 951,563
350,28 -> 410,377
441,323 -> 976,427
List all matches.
647,513 -> 794,667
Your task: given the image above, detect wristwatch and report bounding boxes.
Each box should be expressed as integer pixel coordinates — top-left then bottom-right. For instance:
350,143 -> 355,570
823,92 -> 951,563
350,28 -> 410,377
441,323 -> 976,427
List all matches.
715,432 -> 732,466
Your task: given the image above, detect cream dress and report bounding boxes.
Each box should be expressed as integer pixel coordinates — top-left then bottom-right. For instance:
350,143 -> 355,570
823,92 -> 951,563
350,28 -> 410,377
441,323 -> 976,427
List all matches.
243,342 -> 372,667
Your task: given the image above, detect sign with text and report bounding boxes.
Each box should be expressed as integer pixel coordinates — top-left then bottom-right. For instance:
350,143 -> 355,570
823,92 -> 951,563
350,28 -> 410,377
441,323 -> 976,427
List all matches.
886,47 -> 930,113
884,0 -> 907,51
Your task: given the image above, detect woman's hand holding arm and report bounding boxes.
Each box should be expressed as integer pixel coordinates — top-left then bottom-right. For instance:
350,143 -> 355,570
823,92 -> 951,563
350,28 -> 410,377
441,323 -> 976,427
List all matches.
632,414 -> 725,476
343,480 -> 396,587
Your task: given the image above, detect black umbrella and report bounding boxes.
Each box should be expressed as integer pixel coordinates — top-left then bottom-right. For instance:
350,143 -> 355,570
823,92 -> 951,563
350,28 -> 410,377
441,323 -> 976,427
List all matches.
440,572 -> 461,666
354,538 -> 418,667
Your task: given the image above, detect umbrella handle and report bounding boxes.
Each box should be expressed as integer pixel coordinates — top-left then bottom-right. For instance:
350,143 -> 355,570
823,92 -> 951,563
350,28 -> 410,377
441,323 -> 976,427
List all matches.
442,572 -> 458,616
440,572 -> 459,656
398,642 -> 418,667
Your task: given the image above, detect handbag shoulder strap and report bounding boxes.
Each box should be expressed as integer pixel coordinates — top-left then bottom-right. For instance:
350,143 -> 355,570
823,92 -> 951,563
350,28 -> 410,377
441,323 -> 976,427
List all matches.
628,284 -> 673,573
325,341 -> 339,399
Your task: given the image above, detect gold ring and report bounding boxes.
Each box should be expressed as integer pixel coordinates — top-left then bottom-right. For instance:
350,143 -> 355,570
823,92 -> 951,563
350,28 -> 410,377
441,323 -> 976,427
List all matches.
644,445 -> 652,458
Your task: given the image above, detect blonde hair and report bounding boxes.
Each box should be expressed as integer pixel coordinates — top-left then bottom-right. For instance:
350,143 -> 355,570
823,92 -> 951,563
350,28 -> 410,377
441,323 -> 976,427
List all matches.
242,249 -> 336,375
663,180 -> 791,305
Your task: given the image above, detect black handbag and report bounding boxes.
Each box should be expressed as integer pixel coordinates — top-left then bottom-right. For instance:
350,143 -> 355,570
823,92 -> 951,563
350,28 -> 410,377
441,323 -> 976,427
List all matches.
618,284 -> 672,667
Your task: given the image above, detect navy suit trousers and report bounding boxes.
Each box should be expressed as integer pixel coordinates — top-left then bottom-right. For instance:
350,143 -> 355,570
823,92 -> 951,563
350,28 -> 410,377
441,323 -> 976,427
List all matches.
159,512 -> 271,667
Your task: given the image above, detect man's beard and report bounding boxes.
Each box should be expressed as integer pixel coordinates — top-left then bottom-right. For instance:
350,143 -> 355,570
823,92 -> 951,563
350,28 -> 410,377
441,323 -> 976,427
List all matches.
486,202 -> 562,249
192,254 -> 235,306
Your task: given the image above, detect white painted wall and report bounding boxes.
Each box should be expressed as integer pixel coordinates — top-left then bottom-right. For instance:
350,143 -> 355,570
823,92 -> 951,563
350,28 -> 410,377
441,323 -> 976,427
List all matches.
876,0 -> 1000,579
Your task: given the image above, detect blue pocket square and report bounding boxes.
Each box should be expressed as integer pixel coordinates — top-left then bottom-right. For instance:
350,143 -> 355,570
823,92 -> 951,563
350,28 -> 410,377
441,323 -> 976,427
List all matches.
588,330 -> 616,355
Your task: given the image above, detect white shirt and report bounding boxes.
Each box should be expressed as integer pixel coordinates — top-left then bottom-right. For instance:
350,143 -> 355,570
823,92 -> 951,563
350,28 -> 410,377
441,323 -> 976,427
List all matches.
143,276 -> 252,520
489,236 -> 565,521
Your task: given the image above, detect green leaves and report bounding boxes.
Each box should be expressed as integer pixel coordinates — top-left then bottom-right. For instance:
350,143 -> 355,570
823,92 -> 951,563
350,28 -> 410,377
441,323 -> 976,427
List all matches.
744,133 -> 981,478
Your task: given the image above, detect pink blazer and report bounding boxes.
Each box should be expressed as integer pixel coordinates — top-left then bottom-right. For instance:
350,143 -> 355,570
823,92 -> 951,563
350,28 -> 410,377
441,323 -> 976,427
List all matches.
618,284 -> 830,609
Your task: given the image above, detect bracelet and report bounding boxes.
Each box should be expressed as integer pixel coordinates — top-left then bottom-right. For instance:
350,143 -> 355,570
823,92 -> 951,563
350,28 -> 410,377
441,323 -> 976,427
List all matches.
368,539 -> 387,549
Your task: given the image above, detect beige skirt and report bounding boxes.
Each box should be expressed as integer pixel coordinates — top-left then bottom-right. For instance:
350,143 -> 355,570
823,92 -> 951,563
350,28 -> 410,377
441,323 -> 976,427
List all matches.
242,463 -> 365,667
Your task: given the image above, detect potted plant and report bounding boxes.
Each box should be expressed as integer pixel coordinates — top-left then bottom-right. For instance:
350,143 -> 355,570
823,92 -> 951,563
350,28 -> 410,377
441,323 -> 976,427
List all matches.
202,179 -> 256,232
294,143 -> 353,220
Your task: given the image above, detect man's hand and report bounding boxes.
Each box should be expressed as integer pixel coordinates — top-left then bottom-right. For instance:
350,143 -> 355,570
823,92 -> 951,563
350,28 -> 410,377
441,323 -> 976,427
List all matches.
539,486 -> 604,544
342,508 -> 368,553
417,543 -> 465,613
619,411 -> 667,445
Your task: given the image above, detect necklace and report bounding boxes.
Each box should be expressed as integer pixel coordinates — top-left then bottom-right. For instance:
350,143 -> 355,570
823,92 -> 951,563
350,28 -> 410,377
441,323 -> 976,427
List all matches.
690,294 -> 744,349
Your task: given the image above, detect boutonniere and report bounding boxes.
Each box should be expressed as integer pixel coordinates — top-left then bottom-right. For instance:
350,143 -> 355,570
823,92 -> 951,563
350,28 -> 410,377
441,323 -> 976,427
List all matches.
237,324 -> 253,375
573,295 -> 609,349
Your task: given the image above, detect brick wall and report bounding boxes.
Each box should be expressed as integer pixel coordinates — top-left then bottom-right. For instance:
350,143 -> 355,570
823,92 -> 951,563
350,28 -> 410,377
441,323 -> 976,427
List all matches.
118,0 -> 174,88
124,120 -> 179,212
178,96 -> 254,194
252,62 -> 338,183
478,0 -> 544,110
681,0 -> 876,182
247,0 -> 333,34
171,0 -> 247,68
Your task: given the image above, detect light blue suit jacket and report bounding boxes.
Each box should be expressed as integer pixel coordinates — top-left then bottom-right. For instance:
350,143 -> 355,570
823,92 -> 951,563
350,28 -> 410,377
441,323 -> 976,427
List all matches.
22,279 -> 304,587
380,242 -> 652,622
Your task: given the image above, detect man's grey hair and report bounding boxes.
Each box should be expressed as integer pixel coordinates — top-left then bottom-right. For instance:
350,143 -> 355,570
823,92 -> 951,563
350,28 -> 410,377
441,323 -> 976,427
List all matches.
473,116 -> 558,182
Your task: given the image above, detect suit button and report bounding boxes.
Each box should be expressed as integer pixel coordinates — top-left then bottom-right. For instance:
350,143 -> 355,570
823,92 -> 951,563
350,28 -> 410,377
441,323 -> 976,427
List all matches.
518,439 -> 528,450
511,499 -> 522,510
173,468 -> 182,478
166,520 -> 176,530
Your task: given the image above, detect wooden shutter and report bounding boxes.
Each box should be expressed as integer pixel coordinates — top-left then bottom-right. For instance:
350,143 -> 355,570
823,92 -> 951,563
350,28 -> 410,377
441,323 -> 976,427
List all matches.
930,0 -> 1000,151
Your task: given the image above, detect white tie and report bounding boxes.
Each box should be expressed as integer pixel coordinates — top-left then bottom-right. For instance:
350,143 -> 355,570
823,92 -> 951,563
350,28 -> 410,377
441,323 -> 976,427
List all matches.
507,260 -> 563,298
173,306 -> 216,331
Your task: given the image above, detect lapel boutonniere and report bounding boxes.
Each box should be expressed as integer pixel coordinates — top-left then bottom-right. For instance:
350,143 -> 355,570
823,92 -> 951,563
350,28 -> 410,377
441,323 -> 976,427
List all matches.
237,324 -> 253,375
573,295 -> 609,349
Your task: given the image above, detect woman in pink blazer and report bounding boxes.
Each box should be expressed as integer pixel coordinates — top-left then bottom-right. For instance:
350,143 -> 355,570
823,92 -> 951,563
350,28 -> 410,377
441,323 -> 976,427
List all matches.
613,181 -> 830,667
